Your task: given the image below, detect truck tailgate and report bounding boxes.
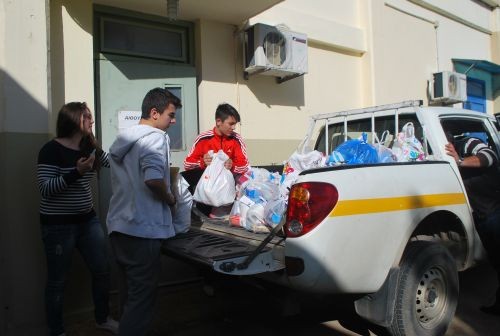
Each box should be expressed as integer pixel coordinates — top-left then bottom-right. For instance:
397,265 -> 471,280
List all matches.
162,210 -> 286,275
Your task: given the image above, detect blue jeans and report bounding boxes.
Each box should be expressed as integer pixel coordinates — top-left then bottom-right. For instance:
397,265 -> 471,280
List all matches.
109,232 -> 162,336
41,216 -> 111,336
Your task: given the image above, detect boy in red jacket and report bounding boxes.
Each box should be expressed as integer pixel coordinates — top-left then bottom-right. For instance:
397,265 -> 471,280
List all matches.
184,103 -> 248,174
183,103 -> 249,217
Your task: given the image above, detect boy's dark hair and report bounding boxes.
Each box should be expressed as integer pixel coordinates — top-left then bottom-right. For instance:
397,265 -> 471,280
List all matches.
141,88 -> 182,119
215,103 -> 240,123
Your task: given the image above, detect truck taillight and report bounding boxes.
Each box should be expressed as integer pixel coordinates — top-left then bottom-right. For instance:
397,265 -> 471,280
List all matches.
285,182 -> 338,237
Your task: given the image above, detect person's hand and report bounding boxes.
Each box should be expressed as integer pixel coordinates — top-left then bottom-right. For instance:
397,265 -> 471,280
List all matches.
224,158 -> 233,170
76,155 -> 95,175
203,153 -> 213,167
166,192 -> 177,216
445,143 -> 459,163
166,192 -> 176,207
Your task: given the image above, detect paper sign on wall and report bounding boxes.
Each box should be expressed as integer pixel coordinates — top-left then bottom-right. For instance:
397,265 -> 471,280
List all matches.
118,111 -> 141,129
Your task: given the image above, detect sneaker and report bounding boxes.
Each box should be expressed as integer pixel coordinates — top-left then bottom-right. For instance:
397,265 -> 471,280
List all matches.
96,317 -> 119,334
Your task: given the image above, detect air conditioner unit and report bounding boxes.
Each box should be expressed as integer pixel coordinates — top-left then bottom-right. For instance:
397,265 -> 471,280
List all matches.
243,23 -> 308,78
432,71 -> 467,103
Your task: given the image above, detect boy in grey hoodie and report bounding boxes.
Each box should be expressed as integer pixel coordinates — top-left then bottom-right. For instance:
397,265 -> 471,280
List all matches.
107,88 -> 181,336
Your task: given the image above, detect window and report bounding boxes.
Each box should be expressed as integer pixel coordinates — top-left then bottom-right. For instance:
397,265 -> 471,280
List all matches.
440,118 -> 498,154
99,16 -> 189,63
463,78 -> 486,113
315,114 -> 425,154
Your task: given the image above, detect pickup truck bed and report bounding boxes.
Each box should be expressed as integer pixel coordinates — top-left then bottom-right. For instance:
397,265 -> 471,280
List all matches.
163,208 -> 286,274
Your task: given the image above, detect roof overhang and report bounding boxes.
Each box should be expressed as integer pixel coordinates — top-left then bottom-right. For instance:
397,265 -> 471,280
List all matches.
93,0 -> 284,25
453,59 -> 500,95
453,59 -> 500,75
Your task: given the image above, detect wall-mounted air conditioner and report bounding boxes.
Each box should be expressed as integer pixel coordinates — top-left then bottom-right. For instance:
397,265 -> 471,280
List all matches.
243,23 -> 308,81
431,71 -> 467,104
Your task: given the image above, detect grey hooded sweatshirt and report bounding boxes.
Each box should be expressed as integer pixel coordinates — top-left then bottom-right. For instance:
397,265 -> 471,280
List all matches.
106,124 -> 175,239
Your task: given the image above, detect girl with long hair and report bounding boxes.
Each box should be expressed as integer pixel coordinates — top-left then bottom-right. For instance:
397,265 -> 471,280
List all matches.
37,102 -> 118,336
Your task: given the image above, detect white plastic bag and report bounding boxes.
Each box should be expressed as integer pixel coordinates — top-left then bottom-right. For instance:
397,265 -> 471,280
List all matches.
391,122 -> 425,162
280,149 -> 325,198
193,150 -> 236,206
172,175 -> 193,234
264,198 -> 287,228
245,202 -> 269,233
373,131 -> 396,163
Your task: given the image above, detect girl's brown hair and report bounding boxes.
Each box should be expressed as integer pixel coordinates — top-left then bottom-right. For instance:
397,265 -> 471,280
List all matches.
56,102 -> 103,171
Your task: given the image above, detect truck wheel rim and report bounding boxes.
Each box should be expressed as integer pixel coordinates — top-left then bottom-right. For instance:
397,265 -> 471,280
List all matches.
415,266 -> 447,327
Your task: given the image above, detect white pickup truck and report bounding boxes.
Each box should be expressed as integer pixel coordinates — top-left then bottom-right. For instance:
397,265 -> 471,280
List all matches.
163,100 -> 500,336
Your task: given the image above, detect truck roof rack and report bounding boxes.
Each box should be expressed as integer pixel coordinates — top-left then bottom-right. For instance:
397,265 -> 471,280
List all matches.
310,100 -> 423,121
299,100 -> 424,155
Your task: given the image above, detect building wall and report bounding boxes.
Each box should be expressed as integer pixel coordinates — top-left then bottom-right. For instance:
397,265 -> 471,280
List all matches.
0,0 -> 51,334
196,0 -> 365,165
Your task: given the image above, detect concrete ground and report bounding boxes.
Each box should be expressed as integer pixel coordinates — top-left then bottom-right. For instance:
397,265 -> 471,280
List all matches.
67,262 -> 500,336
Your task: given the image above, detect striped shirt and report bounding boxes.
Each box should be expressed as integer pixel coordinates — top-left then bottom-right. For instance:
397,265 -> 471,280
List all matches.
454,136 -> 500,217
37,139 -> 109,225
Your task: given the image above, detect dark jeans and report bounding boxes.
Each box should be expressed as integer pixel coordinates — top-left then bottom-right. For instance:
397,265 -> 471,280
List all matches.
109,232 -> 162,336
41,216 -> 110,336
476,209 -> 500,302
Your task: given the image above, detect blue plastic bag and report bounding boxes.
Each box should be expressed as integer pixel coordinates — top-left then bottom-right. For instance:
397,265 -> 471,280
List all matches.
327,133 -> 379,165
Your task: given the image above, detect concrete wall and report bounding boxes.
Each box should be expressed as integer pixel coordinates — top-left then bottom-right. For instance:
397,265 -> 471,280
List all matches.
0,0 -> 50,334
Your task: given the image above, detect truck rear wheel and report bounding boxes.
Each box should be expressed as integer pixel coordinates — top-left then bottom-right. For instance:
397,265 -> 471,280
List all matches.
389,241 -> 458,336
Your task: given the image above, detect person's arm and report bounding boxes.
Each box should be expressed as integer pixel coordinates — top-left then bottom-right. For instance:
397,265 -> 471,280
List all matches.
231,133 -> 249,174
145,179 -> 176,206
37,143 -> 94,197
139,132 -> 176,206
445,139 -> 498,168
184,136 -> 207,170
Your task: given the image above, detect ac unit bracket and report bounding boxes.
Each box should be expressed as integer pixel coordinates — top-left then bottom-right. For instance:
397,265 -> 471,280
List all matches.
243,69 -> 305,83
276,72 -> 305,84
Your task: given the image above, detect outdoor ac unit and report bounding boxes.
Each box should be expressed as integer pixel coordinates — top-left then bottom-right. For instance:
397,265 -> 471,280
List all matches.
432,71 -> 467,103
243,23 -> 308,78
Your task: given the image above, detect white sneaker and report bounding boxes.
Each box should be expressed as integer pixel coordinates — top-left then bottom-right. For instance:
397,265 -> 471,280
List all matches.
96,317 -> 119,334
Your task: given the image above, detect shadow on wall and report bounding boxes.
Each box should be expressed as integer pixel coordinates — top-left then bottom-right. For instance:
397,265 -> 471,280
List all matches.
61,0 -> 92,35
243,73 -> 306,108
0,69 -> 50,334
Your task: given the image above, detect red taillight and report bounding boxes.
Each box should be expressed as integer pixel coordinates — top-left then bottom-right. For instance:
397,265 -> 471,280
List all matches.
285,182 -> 338,237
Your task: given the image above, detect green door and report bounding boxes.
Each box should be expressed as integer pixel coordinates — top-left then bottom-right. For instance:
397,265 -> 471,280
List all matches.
96,54 -> 198,219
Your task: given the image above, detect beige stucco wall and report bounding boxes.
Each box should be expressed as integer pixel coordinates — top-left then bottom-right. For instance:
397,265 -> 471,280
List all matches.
50,0 -> 95,134
197,1 -> 365,165
380,0 -> 496,112
0,0 -> 51,334
371,1 -> 438,105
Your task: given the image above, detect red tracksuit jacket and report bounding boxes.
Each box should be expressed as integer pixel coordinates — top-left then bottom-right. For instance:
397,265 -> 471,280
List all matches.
184,128 -> 249,174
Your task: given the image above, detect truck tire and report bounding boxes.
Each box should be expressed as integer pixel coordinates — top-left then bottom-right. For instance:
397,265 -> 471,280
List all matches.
389,241 -> 458,336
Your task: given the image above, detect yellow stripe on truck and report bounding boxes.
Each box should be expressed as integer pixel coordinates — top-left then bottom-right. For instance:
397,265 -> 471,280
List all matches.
331,193 -> 466,217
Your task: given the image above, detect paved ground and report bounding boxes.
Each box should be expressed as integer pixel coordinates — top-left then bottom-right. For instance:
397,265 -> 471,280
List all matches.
67,262 -> 500,336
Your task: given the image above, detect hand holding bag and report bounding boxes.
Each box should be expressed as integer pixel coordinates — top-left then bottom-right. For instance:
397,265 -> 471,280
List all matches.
193,150 -> 236,206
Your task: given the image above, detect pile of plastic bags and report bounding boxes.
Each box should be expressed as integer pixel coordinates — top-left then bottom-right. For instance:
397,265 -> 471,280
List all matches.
229,168 -> 286,233
327,122 -> 425,165
188,123 -> 427,234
